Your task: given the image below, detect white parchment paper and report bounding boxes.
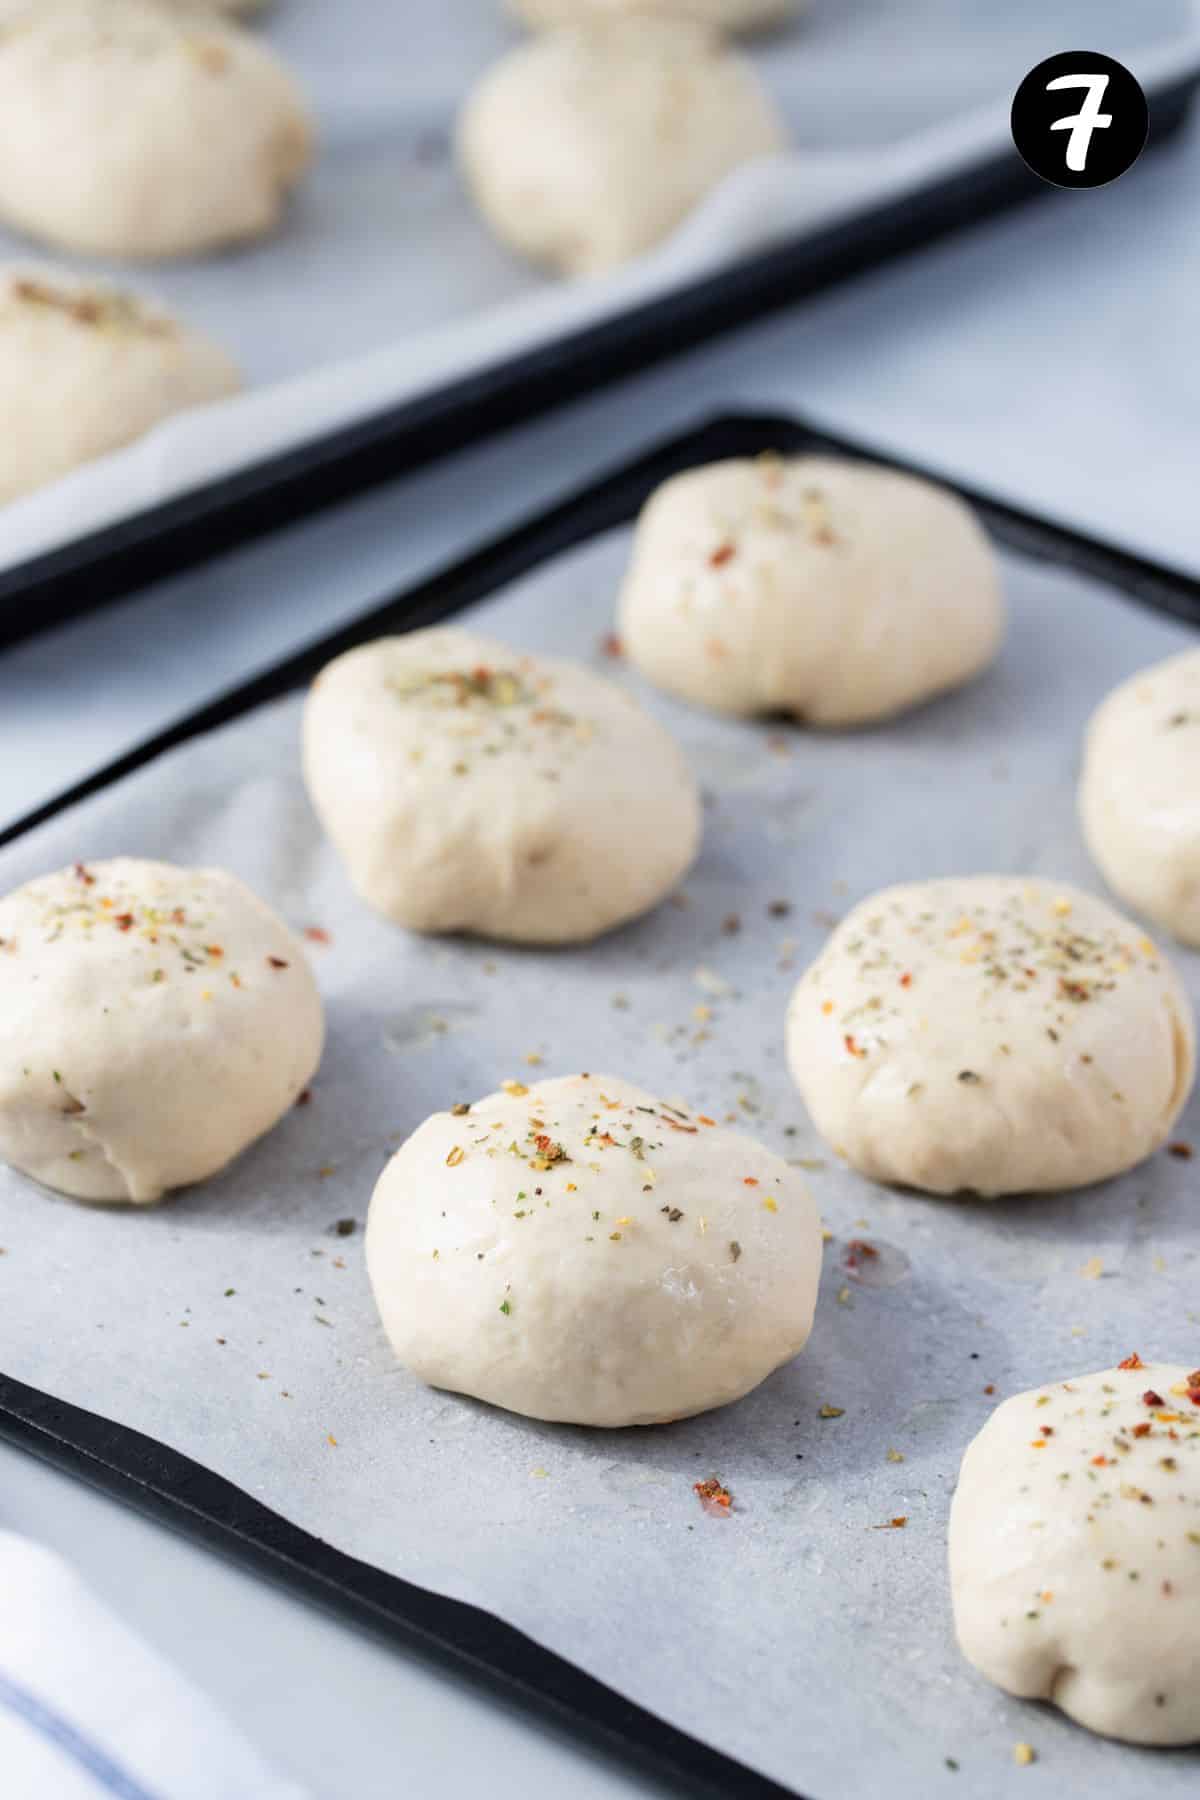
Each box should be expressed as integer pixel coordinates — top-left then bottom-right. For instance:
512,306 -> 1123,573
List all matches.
2,528 -> 1200,1798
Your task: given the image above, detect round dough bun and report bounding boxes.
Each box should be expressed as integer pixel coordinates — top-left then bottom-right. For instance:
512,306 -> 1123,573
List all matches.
366,1072 -> 824,1426
1080,648 -> 1200,947
0,268 -> 240,504
0,858 -> 323,1203
786,876 -> 1195,1197
950,1357 -> 1200,1745
507,0 -> 797,35
302,627 -> 701,945
457,20 -> 786,277
0,0 -> 312,258
618,455 -> 1004,725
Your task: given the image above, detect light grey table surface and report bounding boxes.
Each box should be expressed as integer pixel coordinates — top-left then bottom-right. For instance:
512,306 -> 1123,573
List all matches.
1,103 -> 1198,1800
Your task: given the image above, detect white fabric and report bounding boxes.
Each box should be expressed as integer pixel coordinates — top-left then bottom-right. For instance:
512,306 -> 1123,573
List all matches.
0,1531 -> 307,1799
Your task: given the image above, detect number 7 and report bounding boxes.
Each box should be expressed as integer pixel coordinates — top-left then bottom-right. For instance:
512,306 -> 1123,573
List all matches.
1046,73 -> 1113,172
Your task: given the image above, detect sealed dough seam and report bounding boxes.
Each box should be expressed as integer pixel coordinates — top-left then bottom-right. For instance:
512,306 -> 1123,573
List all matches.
71,1109 -> 139,1204
1164,999 -> 1194,1124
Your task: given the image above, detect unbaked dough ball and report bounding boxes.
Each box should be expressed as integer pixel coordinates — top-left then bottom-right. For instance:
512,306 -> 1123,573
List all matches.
302,627 -> 701,944
458,20 -> 787,277
0,269 -> 240,504
508,0 -> 797,35
367,1072 -> 823,1426
0,0 -> 312,258
618,455 -> 1004,725
0,858 -> 323,1204
786,876 -> 1194,1197
1080,648 -> 1200,947
950,1357 -> 1200,1744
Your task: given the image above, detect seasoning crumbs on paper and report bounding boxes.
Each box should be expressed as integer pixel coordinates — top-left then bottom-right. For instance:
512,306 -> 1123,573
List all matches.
694,1476 -> 733,1515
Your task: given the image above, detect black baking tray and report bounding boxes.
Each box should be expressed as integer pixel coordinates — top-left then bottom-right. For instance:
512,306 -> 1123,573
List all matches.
1,56 -> 1197,645
2,410 -> 1200,1800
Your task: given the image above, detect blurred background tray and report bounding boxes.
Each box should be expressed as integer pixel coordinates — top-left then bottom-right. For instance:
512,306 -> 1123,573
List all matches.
1,0 -> 1198,629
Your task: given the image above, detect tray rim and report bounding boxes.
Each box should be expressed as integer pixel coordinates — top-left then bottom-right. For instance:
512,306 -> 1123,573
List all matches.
3,406 -> 1200,1800
4,404 -> 1200,850
0,56 -> 1197,641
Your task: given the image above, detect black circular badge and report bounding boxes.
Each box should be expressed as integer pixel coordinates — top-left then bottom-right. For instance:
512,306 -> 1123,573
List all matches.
1011,51 -> 1148,189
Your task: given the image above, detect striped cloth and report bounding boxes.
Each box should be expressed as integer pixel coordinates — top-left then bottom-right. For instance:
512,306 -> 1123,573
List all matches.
0,1533 -> 307,1800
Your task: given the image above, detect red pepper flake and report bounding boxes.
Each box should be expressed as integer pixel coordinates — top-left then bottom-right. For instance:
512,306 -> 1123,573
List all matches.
73,862 -> 95,886
743,1176 -> 759,1187
296,1089 -> 312,1107
659,1114 -> 698,1134
1168,1141 -> 1193,1160
899,972 -> 913,988
1132,1422 -> 1151,1438
984,1384 -> 995,1395
114,912 -> 134,932
600,633 -> 623,659
693,1476 -> 733,1514
844,1239 -> 878,1271
267,955 -> 289,969
697,1115 -> 716,1127
305,927 -> 331,945
873,1516 -> 908,1530
205,944 -> 224,959
171,907 -> 186,925
1118,1353 -> 1144,1371
1091,1455 -> 1109,1467
844,1033 -> 865,1058
708,543 -> 736,568
1143,1389 -> 1165,1408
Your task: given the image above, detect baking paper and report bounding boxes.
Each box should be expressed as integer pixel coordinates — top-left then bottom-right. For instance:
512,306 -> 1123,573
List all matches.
2,529 -> 1199,1797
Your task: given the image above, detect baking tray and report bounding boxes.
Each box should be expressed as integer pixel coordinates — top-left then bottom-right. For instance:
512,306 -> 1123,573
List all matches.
2,411 -> 1200,1800
1,0 -> 1198,635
